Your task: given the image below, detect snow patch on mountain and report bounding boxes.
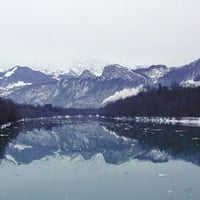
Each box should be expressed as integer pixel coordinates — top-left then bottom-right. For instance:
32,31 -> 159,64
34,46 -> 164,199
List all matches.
13,144 -> 32,151
146,68 -> 168,83
102,126 -> 129,142
6,81 -> 32,89
42,69 -> 78,80
5,154 -> 17,164
4,67 -> 18,77
180,79 -> 200,87
102,86 -> 142,105
134,65 -> 169,84
42,69 -> 63,79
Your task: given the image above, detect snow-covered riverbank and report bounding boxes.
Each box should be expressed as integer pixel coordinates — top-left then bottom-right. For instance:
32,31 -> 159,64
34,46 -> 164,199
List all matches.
134,117 -> 200,127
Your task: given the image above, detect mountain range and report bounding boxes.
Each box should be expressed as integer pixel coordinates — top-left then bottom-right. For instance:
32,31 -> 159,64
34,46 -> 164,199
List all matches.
0,58 -> 200,108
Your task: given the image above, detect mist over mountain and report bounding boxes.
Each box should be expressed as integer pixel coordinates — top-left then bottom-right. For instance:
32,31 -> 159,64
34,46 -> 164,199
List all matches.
0,58 -> 200,108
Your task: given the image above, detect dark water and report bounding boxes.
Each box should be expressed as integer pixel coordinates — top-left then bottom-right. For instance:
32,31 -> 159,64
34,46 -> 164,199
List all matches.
0,117 -> 200,200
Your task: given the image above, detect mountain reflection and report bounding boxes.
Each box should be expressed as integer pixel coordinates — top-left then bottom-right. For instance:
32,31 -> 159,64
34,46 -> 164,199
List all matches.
1,117 -> 200,166
100,118 -> 200,165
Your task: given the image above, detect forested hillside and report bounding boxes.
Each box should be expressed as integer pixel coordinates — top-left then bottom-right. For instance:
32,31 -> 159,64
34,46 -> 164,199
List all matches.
100,86 -> 200,117
0,98 -> 19,125
17,104 -> 98,119
0,98 -> 98,126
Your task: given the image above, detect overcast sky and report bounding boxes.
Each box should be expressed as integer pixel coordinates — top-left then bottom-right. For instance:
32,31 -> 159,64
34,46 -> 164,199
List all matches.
0,0 -> 200,73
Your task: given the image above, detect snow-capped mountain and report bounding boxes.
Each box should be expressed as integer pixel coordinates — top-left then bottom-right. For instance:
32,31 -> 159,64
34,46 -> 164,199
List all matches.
158,59 -> 200,87
6,69 -> 146,108
0,66 -> 56,96
101,64 -> 145,82
134,65 -> 169,84
43,69 -> 80,81
0,66 -> 56,88
79,70 -> 96,79
0,58 -> 200,108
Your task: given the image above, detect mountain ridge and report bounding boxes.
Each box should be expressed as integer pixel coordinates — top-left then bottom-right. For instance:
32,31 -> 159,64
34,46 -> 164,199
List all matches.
0,58 -> 200,108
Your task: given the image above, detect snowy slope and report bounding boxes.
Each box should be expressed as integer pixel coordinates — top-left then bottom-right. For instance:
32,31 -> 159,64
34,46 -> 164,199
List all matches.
159,58 -> 200,87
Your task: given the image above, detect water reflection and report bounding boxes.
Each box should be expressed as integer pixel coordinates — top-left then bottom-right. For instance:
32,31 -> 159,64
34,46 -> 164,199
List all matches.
100,118 -> 200,165
0,117 -> 200,166
0,123 -> 19,160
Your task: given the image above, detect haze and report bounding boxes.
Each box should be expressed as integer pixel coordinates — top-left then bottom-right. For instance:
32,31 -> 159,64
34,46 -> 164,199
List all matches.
0,0 -> 200,73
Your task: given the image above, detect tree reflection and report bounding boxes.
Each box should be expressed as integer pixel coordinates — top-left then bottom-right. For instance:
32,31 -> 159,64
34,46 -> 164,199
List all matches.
0,123 -> 19,160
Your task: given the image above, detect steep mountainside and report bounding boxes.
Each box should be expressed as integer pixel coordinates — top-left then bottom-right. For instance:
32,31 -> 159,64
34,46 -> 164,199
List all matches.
7,73 -> 145,108
0,66 -> 56,96
134,65 -> 169,84
158,59 -> 200,87
0,66 -> 55,87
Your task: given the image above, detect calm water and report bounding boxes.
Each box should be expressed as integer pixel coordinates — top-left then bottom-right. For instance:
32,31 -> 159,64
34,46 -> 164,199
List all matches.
0,117 -> 200,200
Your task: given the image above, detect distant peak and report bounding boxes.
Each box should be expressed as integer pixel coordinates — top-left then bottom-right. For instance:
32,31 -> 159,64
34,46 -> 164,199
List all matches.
80,69 -> 96,79
189,58 -> 200,67
8,66 -> 36,73
103,64 -> 124,70
4,66 -> 18,77
101,64 -> 125,76
101,64 -> 141,81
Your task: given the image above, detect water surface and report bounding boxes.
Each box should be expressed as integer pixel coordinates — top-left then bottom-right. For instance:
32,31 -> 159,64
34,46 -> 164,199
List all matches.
0,117 -> 200,200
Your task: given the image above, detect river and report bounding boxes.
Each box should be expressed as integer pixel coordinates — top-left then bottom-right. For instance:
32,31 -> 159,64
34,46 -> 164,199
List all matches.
0,117 -> 200,200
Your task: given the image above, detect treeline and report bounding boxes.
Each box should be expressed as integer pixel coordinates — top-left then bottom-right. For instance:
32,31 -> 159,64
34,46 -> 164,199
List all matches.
0,98 -> 19,125
100,86 -> 200,117
0,98 -> 98,125
17,104 -> 98,119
